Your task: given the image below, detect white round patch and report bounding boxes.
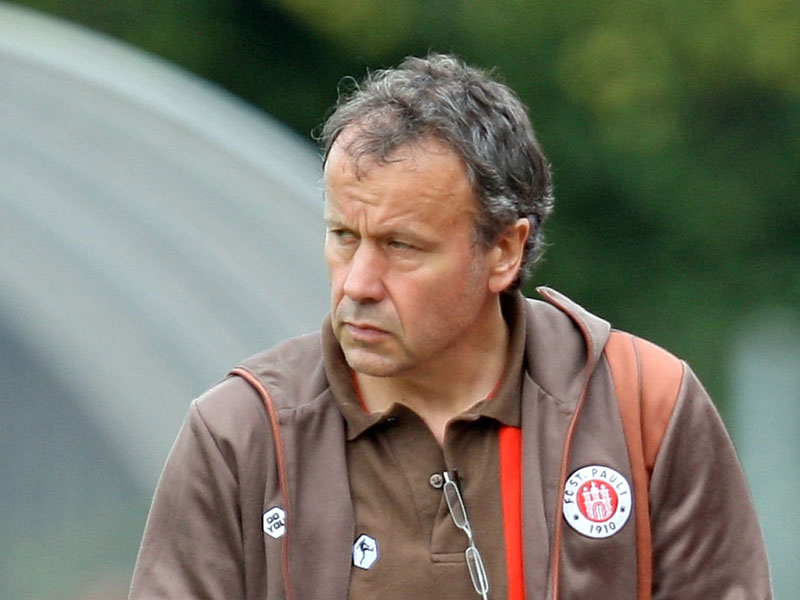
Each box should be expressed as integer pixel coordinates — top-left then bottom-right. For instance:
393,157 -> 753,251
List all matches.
352,534 -> 379,570
562,465 -> 632,538
262,506 -> 286,539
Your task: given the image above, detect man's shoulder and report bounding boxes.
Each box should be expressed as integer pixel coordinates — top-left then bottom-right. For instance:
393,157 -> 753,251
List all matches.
520,287 -> 688,407
236,329 -> 331,412
527,288 -> 684,371
194,329 -> 329,425
239,329 -> 325,377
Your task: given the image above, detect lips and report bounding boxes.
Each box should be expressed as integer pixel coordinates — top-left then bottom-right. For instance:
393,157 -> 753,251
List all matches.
343,322 -> 390,343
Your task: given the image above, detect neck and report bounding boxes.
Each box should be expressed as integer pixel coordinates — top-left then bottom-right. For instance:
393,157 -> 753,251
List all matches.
356,296 -> 510,443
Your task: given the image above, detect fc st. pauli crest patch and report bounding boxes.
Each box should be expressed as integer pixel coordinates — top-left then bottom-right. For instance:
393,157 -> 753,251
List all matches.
563,465 -> 632,538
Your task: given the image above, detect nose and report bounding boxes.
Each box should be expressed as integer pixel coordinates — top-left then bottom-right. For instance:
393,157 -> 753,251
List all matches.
342,242 -> 386,303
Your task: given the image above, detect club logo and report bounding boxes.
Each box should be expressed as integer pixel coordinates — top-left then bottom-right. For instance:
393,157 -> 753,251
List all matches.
262,506 -> 286,539
563,465 -> 632,538
352,534 -> 379,570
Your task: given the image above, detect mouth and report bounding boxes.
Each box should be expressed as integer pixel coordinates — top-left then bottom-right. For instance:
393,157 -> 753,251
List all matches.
343,322 -> 390,343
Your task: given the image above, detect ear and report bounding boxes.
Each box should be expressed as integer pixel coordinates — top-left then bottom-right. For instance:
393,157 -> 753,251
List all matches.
487,218 -> 531,294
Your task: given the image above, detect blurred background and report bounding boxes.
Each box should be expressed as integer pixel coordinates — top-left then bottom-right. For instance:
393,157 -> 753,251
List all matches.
1,1 -> 797,597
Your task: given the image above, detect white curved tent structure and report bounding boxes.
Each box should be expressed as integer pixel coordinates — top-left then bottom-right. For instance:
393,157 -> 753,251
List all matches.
0,4 -> 328,596
0,3 -> 328,486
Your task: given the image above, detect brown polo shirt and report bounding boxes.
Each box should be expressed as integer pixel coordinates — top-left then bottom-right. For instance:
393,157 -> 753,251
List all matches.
324,294 -> 527,600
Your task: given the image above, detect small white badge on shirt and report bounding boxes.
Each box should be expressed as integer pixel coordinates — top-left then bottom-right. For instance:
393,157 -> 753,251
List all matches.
562,465 -> 632,538
262,506 -> 286,539
352,534 -> 379,569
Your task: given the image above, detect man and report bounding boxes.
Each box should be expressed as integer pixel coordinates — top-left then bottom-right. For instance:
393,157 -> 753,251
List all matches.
129,54 -> 771,599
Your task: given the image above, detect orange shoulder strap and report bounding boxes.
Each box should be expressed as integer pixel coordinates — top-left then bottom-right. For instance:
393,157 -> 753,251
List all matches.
229,367 -> 294,600
604,331 -> 684,600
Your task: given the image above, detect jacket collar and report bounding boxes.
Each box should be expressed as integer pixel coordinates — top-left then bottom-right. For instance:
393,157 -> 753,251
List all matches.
536,286 -> 611,368
521,286 -> 611,411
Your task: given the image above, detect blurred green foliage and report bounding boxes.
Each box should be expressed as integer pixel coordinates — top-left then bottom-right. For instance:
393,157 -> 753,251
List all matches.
10,0 -> 800,410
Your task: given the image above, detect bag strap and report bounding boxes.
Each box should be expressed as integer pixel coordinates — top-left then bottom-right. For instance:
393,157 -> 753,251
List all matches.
604,331 -> 684,600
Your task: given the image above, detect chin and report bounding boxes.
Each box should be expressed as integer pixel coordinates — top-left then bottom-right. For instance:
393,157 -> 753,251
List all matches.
343,348 -> 404,378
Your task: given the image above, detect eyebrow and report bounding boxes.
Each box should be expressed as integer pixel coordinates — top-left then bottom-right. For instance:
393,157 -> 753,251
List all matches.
323,215 -> 434,246
323,214 -> 347,228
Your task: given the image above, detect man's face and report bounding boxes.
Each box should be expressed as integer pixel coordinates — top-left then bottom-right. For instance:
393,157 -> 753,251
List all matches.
324,136 -> 499,378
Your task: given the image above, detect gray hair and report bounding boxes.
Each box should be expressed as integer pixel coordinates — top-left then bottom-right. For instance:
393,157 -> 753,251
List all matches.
318,53 -> 554,290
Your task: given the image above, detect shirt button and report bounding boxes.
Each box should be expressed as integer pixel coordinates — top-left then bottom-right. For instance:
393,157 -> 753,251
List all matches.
429,473 -> 444,489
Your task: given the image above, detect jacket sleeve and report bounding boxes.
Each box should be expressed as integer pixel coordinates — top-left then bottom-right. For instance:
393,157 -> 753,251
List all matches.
648,364 -> 772,599
128,398 -> 247,599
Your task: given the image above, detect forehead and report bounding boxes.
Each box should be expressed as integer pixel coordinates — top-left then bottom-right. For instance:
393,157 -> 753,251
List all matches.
323,134 -> 476,215
326,128 -> 464,176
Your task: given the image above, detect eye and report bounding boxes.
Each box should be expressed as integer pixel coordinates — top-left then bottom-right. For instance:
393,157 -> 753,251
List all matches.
329,228 -> 357,242
387,239 -> 415,251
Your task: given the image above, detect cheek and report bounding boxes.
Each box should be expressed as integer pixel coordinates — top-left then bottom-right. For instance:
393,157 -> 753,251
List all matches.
325,247 -> 343,282
326,260 -> 345,307
328,271 -> 345,302
323,242 -> 337,271
388,275 -> 448,320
